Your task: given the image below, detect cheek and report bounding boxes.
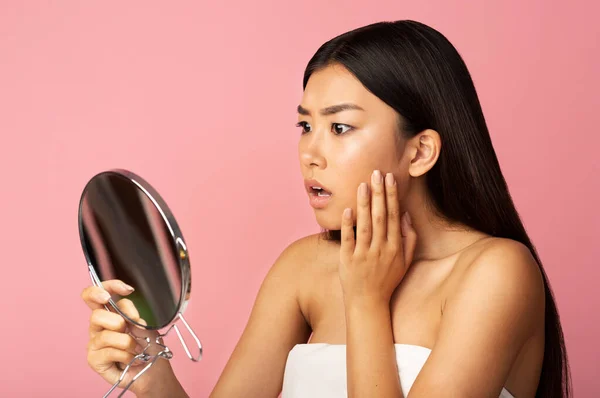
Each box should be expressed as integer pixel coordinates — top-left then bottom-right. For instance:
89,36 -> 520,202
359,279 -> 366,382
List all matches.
332,152 -> 368,206
334,142 -> 378,178
334,140 -> 399,192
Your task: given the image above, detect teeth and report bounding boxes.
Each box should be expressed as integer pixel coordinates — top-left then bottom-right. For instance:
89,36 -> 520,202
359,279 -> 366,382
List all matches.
309,185 -> 330,196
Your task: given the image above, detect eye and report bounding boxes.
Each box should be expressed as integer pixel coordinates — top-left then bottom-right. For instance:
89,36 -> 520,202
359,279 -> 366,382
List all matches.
296,121 -> 311,134
332,123 -> 353,135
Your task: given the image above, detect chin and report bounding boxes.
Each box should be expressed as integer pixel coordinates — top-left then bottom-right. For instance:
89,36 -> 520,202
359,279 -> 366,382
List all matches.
313,209 -> 344,231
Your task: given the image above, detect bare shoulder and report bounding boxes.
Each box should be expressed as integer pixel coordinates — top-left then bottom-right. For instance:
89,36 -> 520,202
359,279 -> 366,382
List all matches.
450,237 -> 546,329
281,232 -> 333,254
466,237 -> 544,292
278,232 -> 340,269
209,234 -> 326,397
409,238 -> 546,396
264,232 -> 338,292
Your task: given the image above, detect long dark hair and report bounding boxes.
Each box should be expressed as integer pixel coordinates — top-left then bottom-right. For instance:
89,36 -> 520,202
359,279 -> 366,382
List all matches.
302,20 -> 571,397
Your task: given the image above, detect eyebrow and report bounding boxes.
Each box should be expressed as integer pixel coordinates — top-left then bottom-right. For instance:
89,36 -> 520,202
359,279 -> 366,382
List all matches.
297,103 -> 365,116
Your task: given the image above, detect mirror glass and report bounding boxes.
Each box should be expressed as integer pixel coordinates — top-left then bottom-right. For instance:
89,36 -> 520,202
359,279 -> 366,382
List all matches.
78,171 -> 188,330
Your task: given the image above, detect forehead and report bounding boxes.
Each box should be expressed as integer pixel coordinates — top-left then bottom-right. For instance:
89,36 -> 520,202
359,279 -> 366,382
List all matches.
301,64 -> 379,110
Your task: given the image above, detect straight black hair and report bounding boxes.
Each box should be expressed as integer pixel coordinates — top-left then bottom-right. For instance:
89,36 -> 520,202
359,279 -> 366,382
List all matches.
302,20 -> 571,397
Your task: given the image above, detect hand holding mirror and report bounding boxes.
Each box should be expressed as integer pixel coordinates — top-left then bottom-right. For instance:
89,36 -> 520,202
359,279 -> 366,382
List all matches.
78,169 -> 203,397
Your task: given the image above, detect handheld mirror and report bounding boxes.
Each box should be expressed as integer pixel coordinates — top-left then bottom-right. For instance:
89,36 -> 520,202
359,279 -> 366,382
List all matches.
78,169 -> 202,397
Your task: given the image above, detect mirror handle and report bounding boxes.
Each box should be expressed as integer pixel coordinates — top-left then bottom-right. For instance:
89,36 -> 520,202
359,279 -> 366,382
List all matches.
174,313 -> 203,362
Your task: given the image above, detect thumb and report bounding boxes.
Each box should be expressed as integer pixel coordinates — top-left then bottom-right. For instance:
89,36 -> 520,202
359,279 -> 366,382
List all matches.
401,212 -> 417,266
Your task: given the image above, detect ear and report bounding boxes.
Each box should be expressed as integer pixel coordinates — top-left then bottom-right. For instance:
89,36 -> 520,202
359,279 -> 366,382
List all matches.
407,129 -> 441,178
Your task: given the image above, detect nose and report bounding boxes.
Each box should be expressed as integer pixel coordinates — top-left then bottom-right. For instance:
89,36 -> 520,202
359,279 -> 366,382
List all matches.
299,132 -> 327,169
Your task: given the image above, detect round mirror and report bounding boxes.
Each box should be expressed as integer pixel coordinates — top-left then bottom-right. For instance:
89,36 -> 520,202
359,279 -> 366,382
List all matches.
78,169 -> 191,330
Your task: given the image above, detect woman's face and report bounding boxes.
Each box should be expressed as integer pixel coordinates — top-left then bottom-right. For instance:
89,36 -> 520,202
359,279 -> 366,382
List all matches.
297,63 -> 411,230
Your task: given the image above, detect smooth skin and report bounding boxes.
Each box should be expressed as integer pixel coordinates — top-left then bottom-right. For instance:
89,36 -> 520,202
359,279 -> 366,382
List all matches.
82,280 -> 188,397
82,63 -> 546,397
340,173 -> 417,397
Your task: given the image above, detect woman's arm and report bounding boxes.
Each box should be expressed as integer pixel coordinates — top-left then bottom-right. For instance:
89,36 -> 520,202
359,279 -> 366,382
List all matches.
345,238 -> 544,397
407,239 -> 544,397
209,236 -> 313,398
341,172 -> 416,398
345,296 -> 402,397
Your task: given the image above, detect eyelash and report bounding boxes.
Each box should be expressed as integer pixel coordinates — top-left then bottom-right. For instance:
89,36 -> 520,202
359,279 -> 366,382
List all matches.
295,121 -> 353,135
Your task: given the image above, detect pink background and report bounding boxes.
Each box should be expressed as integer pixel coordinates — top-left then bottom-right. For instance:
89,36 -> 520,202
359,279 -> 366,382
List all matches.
0,1 -> 598,396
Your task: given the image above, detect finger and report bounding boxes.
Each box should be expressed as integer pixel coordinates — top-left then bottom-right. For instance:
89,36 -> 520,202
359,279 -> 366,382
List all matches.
356,182 -> 372,253
89,330 -> 141,356
116,298 -> 141,321
81,280 -> 135,310
370,170 -> 387,249
88,347 -> 137,382
385,173 -> 402,244
340,208 -> 355,264
115,298 -> 153,339
401,212 -> 417,266
119,302 -> 160,348
89,308 -> 128,336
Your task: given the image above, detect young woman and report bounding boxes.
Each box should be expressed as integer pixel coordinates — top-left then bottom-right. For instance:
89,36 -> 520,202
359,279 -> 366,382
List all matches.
81,20 -> 571,397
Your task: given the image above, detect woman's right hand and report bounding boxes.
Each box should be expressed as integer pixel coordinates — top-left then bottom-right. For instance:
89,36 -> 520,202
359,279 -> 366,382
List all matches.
81,279 -> 186,397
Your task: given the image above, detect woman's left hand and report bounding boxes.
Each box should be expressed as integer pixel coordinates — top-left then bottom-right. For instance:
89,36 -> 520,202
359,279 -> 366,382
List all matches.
339,170 -> 417,306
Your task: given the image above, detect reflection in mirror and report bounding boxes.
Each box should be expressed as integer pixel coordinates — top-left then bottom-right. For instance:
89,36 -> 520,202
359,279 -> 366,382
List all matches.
78,169 -> 201,398
80,172 -> 182,329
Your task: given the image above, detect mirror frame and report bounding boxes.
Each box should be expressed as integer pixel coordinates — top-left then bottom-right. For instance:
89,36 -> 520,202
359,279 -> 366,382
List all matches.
78,168 -> 192,331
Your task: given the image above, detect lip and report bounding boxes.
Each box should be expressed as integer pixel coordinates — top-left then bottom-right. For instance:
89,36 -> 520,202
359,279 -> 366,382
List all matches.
303,179 -> 332,194
304,179 -> 332,209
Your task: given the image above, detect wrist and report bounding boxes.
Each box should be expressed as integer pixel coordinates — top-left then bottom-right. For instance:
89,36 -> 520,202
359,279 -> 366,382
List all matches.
135,365 -> 187,398
137,383 -> 187,398
343,294 -> 390,314
344,296 -> 396,353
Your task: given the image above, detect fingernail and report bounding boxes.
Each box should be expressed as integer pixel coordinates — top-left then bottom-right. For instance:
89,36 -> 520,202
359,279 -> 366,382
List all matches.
343,208 -> 352,219
372,170 -> 382,184
121,282 -> 135,292
405,212 -> 412,225
360,182 -> 368,197
385,173 -> 395,186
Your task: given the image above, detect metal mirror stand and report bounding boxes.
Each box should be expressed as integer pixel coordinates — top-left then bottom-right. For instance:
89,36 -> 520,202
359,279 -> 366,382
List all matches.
88,265 -> 203,398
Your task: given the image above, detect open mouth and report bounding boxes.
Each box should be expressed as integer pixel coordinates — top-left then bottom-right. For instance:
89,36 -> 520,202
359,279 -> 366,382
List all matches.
309,186 -> 332,197
304,179 -> 333,201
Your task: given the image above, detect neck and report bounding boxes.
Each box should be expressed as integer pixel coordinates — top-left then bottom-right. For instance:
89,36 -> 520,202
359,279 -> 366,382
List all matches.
403,181 -> 489,262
